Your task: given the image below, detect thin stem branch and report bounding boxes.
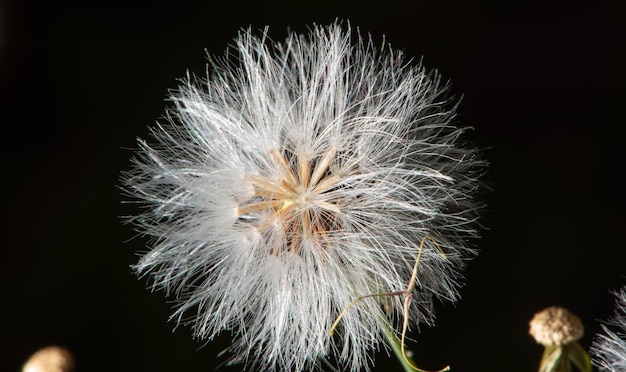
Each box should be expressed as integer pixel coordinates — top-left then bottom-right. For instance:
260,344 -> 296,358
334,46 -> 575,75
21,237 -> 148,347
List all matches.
379,315 -> 419,372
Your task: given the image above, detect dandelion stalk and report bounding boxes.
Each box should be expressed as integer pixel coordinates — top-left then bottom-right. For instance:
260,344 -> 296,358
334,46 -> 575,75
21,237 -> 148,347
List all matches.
379,315 -> 419,372
330,236 -> 450,372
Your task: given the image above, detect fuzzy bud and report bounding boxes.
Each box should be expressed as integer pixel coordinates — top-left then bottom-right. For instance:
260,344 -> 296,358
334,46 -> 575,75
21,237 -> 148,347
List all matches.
530,306 -> 584,347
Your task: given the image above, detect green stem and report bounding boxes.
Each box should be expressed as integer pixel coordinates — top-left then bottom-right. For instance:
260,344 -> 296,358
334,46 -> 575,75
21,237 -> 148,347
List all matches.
569,342 -> 592,372
539,342 -> 593,372
378,316 -> 419,372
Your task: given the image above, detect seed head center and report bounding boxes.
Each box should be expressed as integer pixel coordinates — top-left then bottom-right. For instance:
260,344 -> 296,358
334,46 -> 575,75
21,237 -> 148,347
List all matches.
237,148 -> 342,255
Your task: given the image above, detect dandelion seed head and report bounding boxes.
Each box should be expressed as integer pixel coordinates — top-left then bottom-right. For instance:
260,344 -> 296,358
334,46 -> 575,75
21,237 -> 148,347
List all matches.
122,22 -> 485,371
592,287 -> 626,371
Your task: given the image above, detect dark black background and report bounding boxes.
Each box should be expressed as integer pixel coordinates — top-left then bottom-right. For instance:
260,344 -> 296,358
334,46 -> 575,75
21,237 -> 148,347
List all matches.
1,0 -> 625,371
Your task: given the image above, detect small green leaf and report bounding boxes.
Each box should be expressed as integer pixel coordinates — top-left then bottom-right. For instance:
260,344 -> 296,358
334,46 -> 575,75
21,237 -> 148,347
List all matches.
568,342 -> 592,372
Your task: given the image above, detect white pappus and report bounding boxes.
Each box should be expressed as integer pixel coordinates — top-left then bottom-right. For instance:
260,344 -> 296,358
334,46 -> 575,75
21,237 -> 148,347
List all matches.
592,287 -> 626,371
122,23 -> 485,371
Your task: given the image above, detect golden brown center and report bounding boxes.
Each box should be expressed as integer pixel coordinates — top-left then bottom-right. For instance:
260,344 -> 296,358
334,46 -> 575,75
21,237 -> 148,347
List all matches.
237,148 -> 342,255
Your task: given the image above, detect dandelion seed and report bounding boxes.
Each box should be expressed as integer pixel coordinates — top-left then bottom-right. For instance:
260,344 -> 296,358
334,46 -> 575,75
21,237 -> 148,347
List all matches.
122,22 -> 485,371
592,287 -> 626,371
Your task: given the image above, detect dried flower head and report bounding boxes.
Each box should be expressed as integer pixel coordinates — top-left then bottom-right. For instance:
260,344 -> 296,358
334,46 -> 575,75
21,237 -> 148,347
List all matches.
592,287 -> 626,371
530,306 -> 585,347
22,346 -> 74,372
122,23 -> 484,371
